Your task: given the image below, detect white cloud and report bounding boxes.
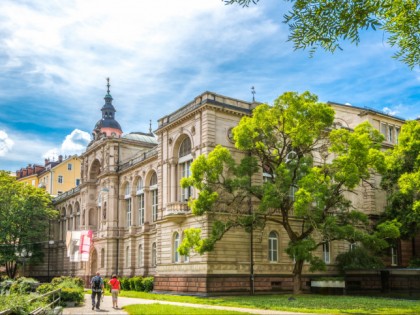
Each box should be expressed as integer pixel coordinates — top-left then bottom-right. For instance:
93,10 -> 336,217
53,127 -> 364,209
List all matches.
43,129 -> 91,160
0,130 -> 14,156
383,107 -> 399,116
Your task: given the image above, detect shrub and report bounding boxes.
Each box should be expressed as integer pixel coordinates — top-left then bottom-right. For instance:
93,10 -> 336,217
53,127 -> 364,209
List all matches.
36,283 -> 54,295
0,280 -> 13,295
0,294 -> 30,314
51,276 -> 84,288
409,257 -> 420,268
103,277 -> 111,292
128,276 -> 142,291
60,287 -> 84,305
336,247 -> 384,273
142,277 -> 154,292
120,277 -> 131,290
10,277 -> 40,294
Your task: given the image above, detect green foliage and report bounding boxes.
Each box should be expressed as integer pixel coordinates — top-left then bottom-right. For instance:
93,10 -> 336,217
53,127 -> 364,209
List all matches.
142,277 -> 154,292
180,91 -> 390,293
129,276 -> 143,291
36,283 -> 54,295
9,277 -> 40,294
381,120 -> 420,238
103,277 -> 111,292
51,276 -> 84,288
224,0 -> 419,68
120,277 -> 131,290
336,247 -> 384,273
408,257 -> 420,268
0,294 -> 31,314
60,287 -> 84,304
0,171 -> 58,279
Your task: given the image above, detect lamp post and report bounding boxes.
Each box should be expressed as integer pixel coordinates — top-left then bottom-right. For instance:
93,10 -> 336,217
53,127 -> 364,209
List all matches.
47,240 -> 55,282
16,248 -> 33,277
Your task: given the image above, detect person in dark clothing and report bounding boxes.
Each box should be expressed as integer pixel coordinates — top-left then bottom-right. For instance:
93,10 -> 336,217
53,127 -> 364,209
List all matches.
90,271 -> 104,310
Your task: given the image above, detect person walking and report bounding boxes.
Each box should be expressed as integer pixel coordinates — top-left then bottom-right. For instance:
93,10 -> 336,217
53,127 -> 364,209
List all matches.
91,271 -> 104,310
108,274 -> 121,309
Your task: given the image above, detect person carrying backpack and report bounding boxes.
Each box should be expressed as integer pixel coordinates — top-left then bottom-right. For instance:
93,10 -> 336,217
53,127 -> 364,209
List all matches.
91,271 -> 104,310
108,274 -> 121,309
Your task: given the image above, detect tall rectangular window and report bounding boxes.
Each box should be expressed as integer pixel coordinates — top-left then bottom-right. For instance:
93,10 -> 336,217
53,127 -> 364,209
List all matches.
76,179 -> 80,186
58,175 -> 63,183
388,126 -> 393,143
323,242 -> 330,264
152,189 -> 158,221
268,231 -> 278,262
126,198 -> 132,227
138,194 -> 144,225
391,246 -> 398,266
181,160 -> 192,201
68,163 -> 72,170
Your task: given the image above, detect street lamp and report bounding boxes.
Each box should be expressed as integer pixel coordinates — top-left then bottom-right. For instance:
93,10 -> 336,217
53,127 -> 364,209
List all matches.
47,240 -> 55,282
15,248 -> 33,277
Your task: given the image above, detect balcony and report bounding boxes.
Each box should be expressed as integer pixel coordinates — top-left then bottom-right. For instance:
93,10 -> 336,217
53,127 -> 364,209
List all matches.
163,202 -> 190,223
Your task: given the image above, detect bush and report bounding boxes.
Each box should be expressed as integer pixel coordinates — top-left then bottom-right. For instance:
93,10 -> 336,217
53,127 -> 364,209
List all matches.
120,277 -> 131,290
336,247 -> 384,273
129,276 -> 142,291
51,276 -> 84,288
10,277 -> 40,294
0,280 -> 13,295
103,277 -> 111,292
409,257 -> 420,268
142,277 -> 154,292
60,287 -> 84,305
0,294 -> 30,314
36,283 -> 54,295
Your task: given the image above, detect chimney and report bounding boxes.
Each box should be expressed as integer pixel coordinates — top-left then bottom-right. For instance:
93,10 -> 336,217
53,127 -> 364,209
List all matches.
59,155 -> 63,163
45,158 -> 49,166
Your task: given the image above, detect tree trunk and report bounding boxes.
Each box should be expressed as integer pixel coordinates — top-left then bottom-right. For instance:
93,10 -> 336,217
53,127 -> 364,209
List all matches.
292,259 -> 304,294
5,261 -> 17,279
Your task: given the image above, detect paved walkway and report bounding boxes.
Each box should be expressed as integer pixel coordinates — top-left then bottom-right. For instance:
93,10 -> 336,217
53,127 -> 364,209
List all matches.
63,294 -> 321,315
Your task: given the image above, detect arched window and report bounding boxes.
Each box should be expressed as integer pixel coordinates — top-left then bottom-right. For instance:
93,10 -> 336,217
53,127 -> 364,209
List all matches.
100,248 -> 105,268
179,137 -> 193,201
124,183 -> 132,227
138,244 -> 143,268
173,232 -> 180,263
152,242 -> 157,267
136,178 -> 144,225
150,173 -> 158,221
268,231 -> 278,262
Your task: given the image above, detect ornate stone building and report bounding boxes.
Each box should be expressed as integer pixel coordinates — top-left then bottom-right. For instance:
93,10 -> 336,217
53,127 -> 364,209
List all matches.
30,83 -> 419,294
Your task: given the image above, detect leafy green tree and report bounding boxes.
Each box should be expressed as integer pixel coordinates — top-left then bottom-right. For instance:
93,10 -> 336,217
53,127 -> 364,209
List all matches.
179,91 -> 399,293
223,0 -> 420,68
381,120 -> 420,238
0,171 -> 58,278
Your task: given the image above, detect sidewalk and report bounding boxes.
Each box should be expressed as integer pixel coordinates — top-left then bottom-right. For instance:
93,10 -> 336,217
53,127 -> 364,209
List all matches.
63,294 -> 321,315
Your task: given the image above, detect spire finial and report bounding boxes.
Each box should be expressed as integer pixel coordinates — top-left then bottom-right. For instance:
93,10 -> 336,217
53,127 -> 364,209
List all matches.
149,120 -> 152,133
251,86 -> 256,102
106,77 -> 111,94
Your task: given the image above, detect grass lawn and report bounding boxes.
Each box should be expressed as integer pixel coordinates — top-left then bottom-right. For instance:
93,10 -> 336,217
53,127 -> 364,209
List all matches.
116,291 -> 420,315
124,303 -> 252,315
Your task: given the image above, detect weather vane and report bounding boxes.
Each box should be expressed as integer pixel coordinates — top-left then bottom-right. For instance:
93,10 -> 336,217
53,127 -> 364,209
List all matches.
149,120 -> 152,133
251,86 -> 256,102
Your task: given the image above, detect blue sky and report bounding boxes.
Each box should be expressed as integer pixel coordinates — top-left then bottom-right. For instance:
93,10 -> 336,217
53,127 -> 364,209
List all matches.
0,0 -> 419,172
